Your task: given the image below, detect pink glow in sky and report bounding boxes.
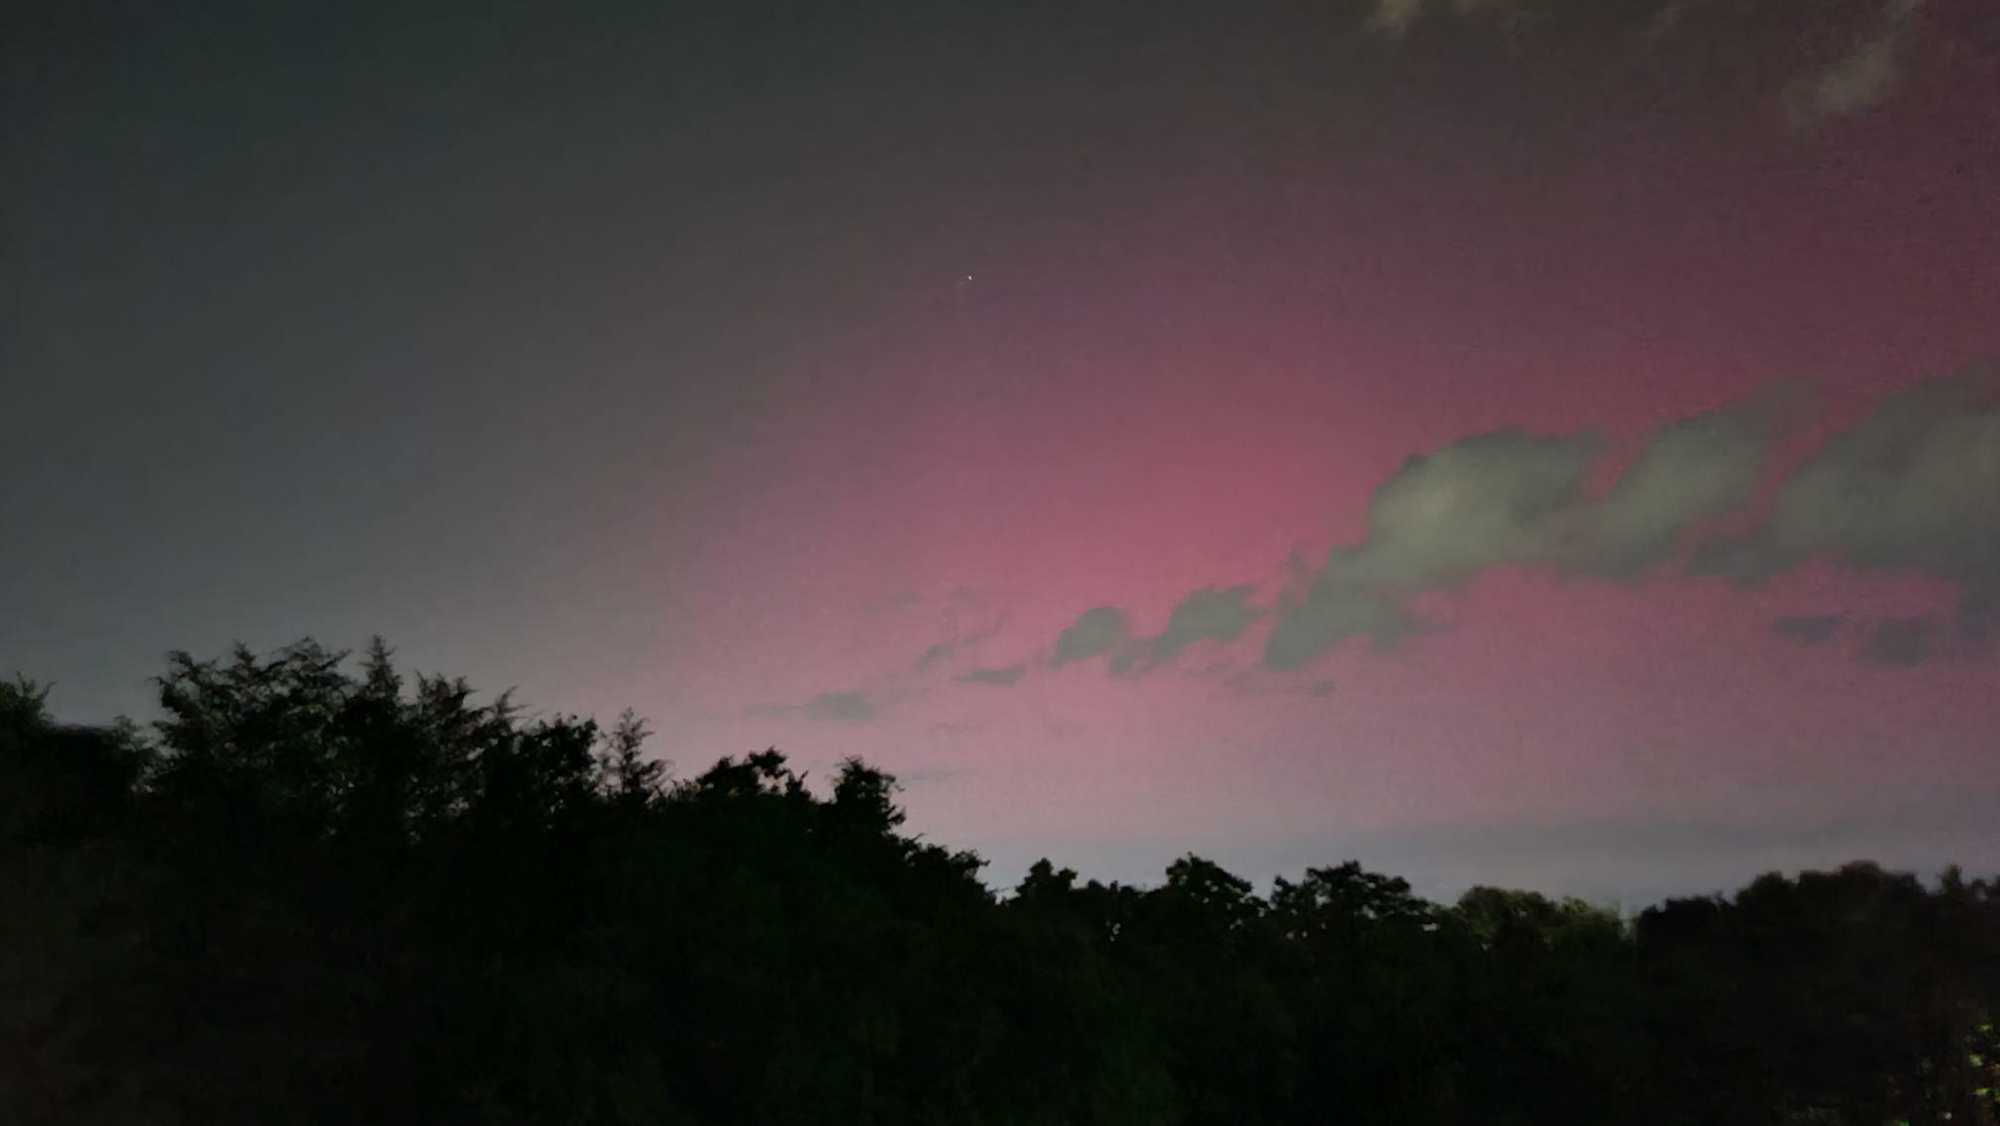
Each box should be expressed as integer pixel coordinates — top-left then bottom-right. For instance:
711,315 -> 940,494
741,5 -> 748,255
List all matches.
8,0 -> 1998,903
643,22 -> 2000,900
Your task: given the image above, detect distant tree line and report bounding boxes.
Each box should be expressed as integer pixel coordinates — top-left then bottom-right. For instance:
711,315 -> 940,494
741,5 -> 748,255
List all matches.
3,641 -> 1996,1125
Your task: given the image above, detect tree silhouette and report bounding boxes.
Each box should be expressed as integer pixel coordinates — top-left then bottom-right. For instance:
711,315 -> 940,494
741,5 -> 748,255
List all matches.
2,639 -> 1996,1125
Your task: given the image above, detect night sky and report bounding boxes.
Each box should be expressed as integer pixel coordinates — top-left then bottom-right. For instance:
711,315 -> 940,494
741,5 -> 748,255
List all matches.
7,0 -> 1998,905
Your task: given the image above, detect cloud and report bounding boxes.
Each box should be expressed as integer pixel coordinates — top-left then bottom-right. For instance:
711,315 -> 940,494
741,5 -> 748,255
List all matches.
889,767 -> 967,786
1053,606 -> 1134,666
910,604 -> 1006,673
1771,615 -> 1843,646
1259,373 -> 1994,670
1858,616 -> 1935,667
1801,34 -> 1900,119
1264,587 -> 1418,669
801,692 -> 877,722
749,691 -> 879,724
1027,371 -> 1991,679
1128,586 -> 1258,672
1370,0 -> 1428,36
1788,0 -> 1928,125
1574,396 -> 1781,579
1220,666 -> 1341,701
1643,2 -> 1687,41
1363,428 -> 1601,583
1162,586 -> 1257,646
1264,427 -> 1601,667
1357,0 -> 1931,125
1366,0 -> 1517,37
957,663 -> 1027,686
1689,370 -> 2000,630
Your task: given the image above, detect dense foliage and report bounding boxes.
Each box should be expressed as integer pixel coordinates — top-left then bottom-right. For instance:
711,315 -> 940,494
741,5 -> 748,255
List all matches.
3,641 -> 1997,1125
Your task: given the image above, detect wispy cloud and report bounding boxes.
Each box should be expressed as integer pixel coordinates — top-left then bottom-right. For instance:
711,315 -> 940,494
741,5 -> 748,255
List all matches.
908,593 -> 1008,674
1691,370 -> 2000,643
1369,0 -> 1428,37
1022,369 -> 1995,677
1052,607 -> 1134,667
1858,616 -> 1936,668
957,663 -> 1028,686
1266,426 -> 1604,667
1772,615 -> 1843,647
1363,0 -> 1932,125
1136,586 -> 1259,671
749,691 -> 879,724
1788,0 -> 1929,125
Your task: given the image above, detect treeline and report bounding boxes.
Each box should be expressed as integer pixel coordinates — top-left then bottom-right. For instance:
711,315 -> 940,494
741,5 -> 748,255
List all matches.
2,642 -> 1996,1126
